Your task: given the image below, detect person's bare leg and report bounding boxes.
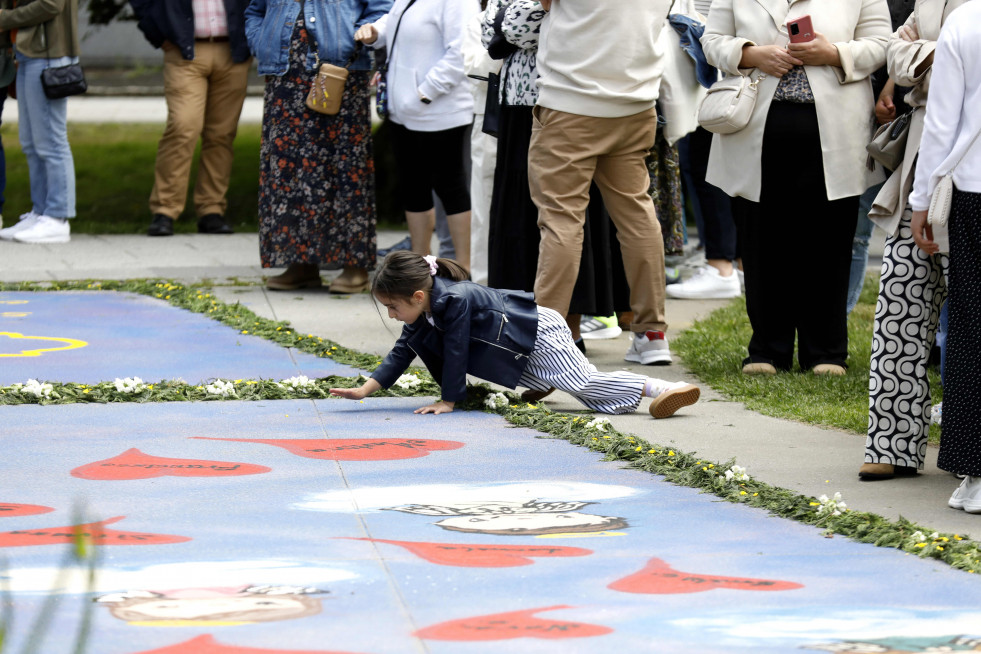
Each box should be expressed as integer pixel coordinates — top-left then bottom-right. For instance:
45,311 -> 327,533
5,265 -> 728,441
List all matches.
406,209 -> 436,255
567,314 -> 581,341
446,210 -> 471,271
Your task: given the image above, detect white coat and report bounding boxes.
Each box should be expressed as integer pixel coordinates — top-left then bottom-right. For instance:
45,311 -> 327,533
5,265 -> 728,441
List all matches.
700,0 -> 891,202
868,0 -> 968,236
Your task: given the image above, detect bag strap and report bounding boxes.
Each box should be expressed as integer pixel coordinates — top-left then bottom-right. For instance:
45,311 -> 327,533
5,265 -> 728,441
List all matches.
380,0 -> 419,70
945,124 -> 981,175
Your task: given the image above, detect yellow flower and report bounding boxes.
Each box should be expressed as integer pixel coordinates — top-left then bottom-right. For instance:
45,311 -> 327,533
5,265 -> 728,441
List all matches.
937,546 -> 944,551
648,449 -> 656,454
635,446 -> 642,452
809,502 -> 820,506
708,464 -> 715,468
915,543 -> 926,548
740,491 -> 747,495
242,330 -> 248,334
753,493 -> 758,496
668,450 -> 675,456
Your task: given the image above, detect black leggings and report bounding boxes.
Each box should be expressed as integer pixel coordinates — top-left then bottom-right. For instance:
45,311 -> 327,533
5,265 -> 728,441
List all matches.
390,121 -> 471,215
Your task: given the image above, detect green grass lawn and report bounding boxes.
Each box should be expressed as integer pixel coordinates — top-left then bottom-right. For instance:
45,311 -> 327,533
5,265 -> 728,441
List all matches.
673,273 -> 944,443
1,122 -> 404,233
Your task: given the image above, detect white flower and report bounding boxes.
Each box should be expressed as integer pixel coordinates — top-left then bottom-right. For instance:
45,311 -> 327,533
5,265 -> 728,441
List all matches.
278,375 -> 316,390
484,392 -> 509,410
393,374 -> 422,390
816,491 -> 846,517
585,417 -> 611,432
20,379 -> 53,398
114,377 -> 146,394
205,379 -> 236,397
724,465 -> 749,482
911,531 -> 926,543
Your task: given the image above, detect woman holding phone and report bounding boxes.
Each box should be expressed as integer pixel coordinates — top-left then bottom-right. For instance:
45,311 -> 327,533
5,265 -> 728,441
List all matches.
701,1 -> 890,375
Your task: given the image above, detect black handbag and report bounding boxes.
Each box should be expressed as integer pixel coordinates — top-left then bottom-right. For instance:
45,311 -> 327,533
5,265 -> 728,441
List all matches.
487,4 -> 519,60
41,19 -> 87,100
41,63 -> 87,99
481,72 -> 501,137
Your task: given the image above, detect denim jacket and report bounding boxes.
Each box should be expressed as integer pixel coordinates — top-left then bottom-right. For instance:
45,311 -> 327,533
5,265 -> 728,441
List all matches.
245,0 -> 392,75
371,276 -> 539,403
668,13 -> 717,89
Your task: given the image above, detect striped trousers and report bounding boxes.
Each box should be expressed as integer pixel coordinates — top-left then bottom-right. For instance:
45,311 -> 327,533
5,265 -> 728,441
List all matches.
518,307 -> 646,414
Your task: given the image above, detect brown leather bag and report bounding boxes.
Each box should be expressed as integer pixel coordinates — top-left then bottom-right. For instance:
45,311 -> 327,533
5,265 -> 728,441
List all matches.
306,62 -> 349,115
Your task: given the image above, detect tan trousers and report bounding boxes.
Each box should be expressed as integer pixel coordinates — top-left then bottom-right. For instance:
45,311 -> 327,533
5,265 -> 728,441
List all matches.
529,106 -> 667,333
149,41 -> 251,219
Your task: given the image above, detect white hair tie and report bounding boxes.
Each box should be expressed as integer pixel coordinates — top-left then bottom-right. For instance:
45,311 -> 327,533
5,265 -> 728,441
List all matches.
423,255 -> 438,276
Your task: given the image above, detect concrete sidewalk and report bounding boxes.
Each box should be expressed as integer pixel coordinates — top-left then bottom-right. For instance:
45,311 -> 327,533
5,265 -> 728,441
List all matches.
1,230 -> 970,542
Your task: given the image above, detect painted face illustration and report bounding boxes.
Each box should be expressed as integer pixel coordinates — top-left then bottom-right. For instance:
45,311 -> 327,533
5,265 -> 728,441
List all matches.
436,512 -> 628,536
96,585 -> 324,624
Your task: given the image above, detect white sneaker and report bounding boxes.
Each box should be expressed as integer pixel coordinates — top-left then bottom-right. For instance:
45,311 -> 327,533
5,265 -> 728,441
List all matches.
580,315 -> 622,340
625,330 -> 672,365
666,265 -> 741,300
931,402 -> 943,426
12,215 -> 70,244
948,476 -> 981,513
0,211 -> 40,241
647,380 -> 700,418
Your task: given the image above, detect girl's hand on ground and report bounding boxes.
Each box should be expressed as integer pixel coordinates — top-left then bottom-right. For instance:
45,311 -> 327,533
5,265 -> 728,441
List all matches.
414,400 -> 455,415
330,387 -> 366,400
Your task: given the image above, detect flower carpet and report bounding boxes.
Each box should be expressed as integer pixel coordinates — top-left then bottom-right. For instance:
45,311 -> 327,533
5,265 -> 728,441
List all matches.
2,290 -> 981,654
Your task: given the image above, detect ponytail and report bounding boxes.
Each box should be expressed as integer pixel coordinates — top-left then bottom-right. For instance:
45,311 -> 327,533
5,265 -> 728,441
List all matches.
372,251 -> 470,300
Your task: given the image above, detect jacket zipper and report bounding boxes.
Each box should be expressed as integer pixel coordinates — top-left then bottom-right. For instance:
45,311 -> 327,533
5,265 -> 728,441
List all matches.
497,314 -> 509,340
471,336 -> 526,360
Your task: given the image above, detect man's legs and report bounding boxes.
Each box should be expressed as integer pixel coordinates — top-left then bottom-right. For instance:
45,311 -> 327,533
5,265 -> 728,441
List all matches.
528,106 -> 598,317
195,42 -> 251,219
591,108 -> 666,334
149,45 -> 209,220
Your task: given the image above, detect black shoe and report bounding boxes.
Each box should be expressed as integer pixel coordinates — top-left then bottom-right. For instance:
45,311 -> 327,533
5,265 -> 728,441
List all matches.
197,214 -> 233,234
147,214 -> 174,236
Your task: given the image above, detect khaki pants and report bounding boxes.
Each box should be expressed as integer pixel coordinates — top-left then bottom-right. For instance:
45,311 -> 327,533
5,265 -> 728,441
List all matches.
149,41 -> 251,219
529,106 -> 667,333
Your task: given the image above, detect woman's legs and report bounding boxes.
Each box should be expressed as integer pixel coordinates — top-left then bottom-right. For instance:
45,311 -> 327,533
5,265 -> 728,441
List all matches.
863,209 -> 947,474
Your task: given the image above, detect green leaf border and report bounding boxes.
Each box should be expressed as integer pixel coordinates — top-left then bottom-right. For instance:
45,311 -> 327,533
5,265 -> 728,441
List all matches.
2,278 -> 979,575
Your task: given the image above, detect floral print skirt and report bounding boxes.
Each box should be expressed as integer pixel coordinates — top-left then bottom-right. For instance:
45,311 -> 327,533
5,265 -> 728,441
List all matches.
259,17 -> 377,270
646,128 -> 685,257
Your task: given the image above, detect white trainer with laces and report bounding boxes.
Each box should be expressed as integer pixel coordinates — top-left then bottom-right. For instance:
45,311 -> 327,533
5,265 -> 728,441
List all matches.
948,476 -> 981,513
666,265 -> 741,299
0,211 -> 40,241
647,380 -> 700,418
12,215 -> 70,244
625,330 -> 672,365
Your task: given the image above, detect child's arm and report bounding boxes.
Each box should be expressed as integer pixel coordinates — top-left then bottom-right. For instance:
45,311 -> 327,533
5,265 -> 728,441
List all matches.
414,399 -> 455,415
330,378 -> 381,400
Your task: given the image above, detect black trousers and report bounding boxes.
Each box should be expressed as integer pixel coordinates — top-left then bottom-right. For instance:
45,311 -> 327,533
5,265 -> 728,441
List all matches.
733,102 -> 857,371
681,126 -> 738,261
389,121 -> 471,214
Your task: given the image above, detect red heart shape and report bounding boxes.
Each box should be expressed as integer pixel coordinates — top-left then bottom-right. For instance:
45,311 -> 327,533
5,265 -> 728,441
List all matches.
191,437 -> 463,461
0,516 -> 191,548
414,605 -> 613,641
0,503 -> 55,518
71,448 -> 272,480
341,538 -> 592,567
608,557 -> 804,594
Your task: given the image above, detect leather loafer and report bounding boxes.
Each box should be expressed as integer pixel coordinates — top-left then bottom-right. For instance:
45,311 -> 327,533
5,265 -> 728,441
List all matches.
266,263 -> 322,291
858,462 -> 919,481
198,213 -> 233,234
147,214 -> 174,237
328,267 -> 370,294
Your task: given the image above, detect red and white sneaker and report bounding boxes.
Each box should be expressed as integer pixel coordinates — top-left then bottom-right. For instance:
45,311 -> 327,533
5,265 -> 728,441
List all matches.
625,330 -> 672,365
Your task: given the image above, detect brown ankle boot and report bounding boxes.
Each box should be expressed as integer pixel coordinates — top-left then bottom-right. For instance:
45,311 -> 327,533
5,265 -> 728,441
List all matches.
266,263 -> 322,291
328,267 -> 370,294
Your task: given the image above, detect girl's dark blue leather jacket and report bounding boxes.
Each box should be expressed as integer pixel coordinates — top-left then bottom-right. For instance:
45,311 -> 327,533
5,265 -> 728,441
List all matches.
245,0 -> 391,76
372,277 -> 539,403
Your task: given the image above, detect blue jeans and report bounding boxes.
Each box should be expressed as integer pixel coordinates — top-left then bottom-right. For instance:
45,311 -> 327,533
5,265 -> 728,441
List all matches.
15,53 -> 76,219
846,182 -> 881,314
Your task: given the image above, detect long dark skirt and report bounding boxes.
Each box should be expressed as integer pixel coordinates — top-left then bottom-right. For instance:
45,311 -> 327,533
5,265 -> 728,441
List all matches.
259,17 -> 377,270
487,104 -> 627,316
938,187 -> 981,476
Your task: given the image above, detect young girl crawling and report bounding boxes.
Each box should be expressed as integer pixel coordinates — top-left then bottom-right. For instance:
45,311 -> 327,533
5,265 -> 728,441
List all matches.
329,252 -> 699,417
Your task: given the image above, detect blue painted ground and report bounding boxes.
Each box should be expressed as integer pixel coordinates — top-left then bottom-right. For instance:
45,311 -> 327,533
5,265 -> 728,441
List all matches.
4,399 -> 981,654
0,291 -> 358,384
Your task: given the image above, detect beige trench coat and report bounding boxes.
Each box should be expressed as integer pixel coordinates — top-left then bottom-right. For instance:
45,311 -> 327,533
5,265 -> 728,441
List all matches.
701,0 -> 890,202
868,0 -> 968,236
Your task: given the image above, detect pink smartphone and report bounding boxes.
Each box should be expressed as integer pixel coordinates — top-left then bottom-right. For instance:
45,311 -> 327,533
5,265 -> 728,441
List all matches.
787,15 -> 814,43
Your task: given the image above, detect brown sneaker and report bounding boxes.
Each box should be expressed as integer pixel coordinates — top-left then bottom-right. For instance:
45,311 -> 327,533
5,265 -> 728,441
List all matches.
648,382 -> 700,419
266,264 -> 322,291
813,364 -> 846,376
742,362 -> 777,375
